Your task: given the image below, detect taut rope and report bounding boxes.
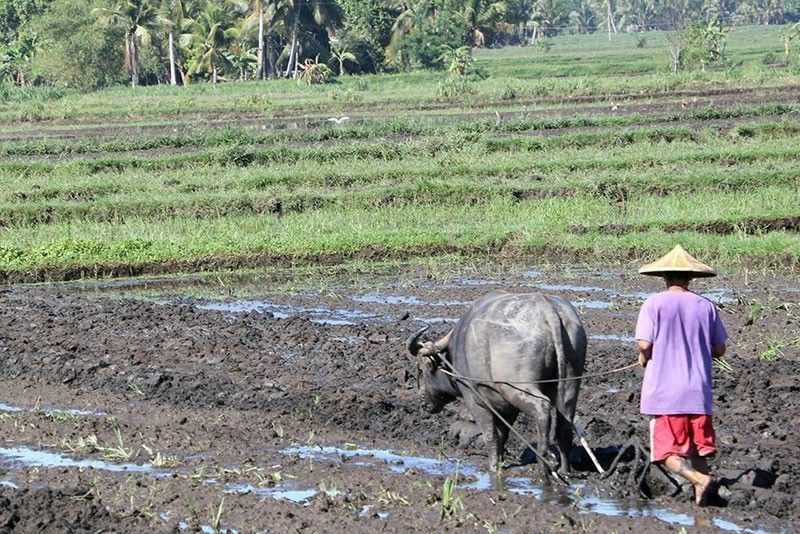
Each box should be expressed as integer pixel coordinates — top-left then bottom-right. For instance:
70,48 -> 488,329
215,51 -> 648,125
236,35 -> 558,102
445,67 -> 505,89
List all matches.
435,355 -> 566,482
438,361 -> 639,386
435,361 -> 640,475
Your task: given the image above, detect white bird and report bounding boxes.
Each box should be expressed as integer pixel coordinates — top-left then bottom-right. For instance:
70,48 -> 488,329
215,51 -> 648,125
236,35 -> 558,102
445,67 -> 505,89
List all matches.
328,116 -> 350,124
494,110 -> 501,128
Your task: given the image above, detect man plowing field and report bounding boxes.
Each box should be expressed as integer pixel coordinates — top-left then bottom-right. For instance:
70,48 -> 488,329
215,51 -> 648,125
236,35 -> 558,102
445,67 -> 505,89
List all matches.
635,245 -> 729,506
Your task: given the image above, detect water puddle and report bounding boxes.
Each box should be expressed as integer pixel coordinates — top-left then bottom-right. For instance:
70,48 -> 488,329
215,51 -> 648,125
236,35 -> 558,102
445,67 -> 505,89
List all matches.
352,293 -> 469,307
328,335 -> 366,345
282,445 -> 490,489
0,446 -> 159,474
535,283 -> 609,294
412,316 -> 458,324
359,505 -> 390,519
226,482 -> 341,506
280,444 -> 769,532
198,294 -> 470,327
197,299 -> 384,325
227,481 -> 388,519
713,517 -> 768,533
588,333 -> 635,343
227,483 -> 318,504
571,299 -> 614,309
160,511 -> 236,534
0,402 -> 105,417
577,494 -> 767,532
453,278 -> 500,287
0,444 -> 351,516
529,282 -> 735,305
0,442 -> 774,532
578,493 -> 693,525
353,293 -> 425,305
702,291 -> 737,304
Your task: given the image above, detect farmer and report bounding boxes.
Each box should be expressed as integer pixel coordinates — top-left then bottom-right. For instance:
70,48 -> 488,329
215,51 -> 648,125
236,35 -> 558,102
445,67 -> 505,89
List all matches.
635,245 -> 728,506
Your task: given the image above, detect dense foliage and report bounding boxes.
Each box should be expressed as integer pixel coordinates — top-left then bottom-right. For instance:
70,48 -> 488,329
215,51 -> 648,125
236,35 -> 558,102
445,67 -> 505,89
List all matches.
0,0 -> 799,89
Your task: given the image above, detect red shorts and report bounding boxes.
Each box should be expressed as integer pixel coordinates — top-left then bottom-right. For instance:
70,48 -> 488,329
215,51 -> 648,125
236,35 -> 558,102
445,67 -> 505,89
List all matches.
649,414 -> 716,462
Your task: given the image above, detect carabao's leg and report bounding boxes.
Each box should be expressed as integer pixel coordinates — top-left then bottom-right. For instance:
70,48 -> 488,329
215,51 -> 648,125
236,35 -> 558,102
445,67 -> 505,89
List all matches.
554,411 -> 573,474
507,389 -> 553,479
491,411 -> 515,470
464,397 -> 513,474
554,381 -> 580,474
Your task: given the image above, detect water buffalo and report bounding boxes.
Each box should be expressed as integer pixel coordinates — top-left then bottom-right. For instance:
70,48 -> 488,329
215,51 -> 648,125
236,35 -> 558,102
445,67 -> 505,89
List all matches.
407,291 -> 587,475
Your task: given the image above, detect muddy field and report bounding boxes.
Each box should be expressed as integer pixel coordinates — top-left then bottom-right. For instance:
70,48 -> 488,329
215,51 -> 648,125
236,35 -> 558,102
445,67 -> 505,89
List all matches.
0,265 -> 797,532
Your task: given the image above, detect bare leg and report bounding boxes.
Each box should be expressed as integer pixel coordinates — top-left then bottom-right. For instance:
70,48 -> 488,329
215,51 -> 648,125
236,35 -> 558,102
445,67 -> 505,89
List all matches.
690,455 -> 710,475
663,455 -> 713,505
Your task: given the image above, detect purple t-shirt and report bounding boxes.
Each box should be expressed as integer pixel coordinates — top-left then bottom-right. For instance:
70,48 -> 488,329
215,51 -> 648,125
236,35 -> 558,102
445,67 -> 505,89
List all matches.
635,290 -> 728,415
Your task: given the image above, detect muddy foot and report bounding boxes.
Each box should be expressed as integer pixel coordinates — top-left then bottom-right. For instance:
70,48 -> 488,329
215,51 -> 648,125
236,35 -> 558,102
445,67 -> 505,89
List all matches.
695,477 -> 714,506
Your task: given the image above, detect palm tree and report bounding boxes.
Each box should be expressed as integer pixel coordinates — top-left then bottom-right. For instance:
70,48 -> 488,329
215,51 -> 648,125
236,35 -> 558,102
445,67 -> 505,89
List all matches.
251,0 -> 268,79
619,0 -> 656,31
233,0 -> 292,79
569,0 -> 596,34
462,0 -> 508,46
385,0 -> 434,68
781,21 -> 800,55
530,0 -> 571,37
280,0 -> 342,78
159,0 -> 188,85
185,1 -> 237,84
94,0 -> 160,87
232,0 -> 268,79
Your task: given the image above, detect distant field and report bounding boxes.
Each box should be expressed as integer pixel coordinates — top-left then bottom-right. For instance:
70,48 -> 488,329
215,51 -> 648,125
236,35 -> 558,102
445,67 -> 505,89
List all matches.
1,25 -> 798,282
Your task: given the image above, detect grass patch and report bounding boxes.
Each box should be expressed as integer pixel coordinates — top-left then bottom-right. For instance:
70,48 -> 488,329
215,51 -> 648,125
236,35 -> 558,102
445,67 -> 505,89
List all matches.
0,26 -> 797,281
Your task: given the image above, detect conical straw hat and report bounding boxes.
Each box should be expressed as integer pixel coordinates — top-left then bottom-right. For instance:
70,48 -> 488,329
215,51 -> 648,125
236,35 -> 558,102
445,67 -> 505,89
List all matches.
638,245 -> 716,278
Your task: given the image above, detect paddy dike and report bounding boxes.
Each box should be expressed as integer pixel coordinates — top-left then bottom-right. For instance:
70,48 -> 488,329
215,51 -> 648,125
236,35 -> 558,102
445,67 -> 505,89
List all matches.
0,266 -> 797,532
0,84 -> 797,145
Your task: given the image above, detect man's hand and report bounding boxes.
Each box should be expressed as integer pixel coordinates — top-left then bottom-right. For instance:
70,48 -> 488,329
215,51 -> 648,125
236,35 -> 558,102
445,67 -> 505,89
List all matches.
637,340 -> 652,368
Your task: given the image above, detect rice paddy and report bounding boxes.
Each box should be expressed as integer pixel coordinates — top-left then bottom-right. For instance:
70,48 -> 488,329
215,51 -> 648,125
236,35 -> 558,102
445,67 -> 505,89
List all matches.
1,26 -> 798,282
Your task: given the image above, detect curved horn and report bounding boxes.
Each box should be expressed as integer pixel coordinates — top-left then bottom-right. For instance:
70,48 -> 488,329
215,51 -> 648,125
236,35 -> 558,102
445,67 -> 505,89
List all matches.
406,326 -> 430,357
433,329 -> 453,352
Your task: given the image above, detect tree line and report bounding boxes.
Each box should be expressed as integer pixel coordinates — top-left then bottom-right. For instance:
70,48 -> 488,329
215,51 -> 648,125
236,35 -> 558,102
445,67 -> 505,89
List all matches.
1,0 -> 799,91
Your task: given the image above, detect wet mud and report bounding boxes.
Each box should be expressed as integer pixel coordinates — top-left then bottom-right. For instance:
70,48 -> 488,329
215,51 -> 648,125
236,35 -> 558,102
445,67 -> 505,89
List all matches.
0,84 -> 797,145
572,216 -> 800,236
0,266 -> 797,532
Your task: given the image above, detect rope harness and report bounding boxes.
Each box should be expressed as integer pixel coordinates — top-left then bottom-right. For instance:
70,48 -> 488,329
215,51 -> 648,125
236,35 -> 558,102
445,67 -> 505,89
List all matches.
431,355 -> 640,478
438,362 -> 640,386
434,355 -> 566,482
